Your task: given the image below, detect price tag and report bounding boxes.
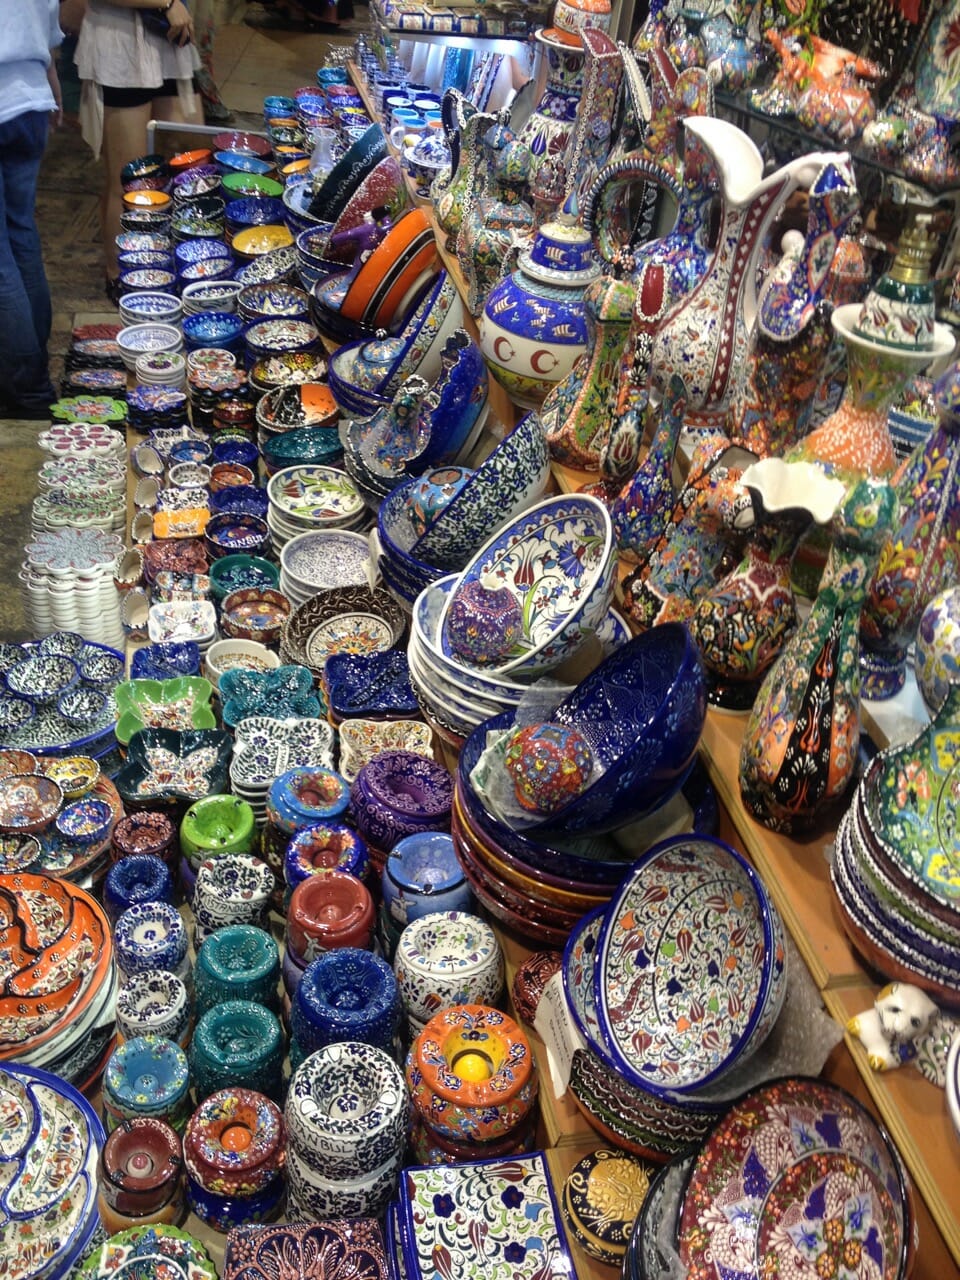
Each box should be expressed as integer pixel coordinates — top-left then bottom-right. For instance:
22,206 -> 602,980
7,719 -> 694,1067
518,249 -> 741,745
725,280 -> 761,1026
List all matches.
534,970 -> 587,1099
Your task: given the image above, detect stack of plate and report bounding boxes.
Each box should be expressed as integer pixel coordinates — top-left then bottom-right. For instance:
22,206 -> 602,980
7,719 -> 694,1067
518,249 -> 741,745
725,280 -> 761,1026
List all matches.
135,350 -> 187,388
147,601 -> 218,657
0,873 -> 117,1085
38,422 -> 126,465
229,713 -> 336,824
116,324 -> 184,373
832,717 -> 960,1007
266,464 -> 366,553
181,280 -> 243,315
278,529 -> 373,608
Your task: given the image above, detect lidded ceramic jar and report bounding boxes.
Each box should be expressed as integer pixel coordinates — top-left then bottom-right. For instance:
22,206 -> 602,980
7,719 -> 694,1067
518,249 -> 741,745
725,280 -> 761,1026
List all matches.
381,833 -> 471,932
104,853 -> 175,927
190,1000 -> 285,1102
286,868 -> 375,961
480,194 -> 601,409
116,968 -> 192,1047
194,925 -> 281,1016
394,911 -> 503,1034
405,1004 -> 538,1144
290,947 -> 400,1058
98,1116 -> 183,1219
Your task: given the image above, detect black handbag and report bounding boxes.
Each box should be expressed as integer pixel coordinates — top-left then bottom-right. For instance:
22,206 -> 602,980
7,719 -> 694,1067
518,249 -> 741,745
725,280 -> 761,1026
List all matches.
141,2 -> 191,41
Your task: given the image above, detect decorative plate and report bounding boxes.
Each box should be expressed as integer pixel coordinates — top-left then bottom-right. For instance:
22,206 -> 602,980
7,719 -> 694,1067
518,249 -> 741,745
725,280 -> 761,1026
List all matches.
218,664 -> 321,729
223,1220 -> 389,1280
400,1152 -> 574,1280
280,530 -> 371,593
283,586 -> 406,672
677,1077 -> 910,1280
595,835 -> 784,1096
115,728 -> 233,804
75,1224 -> 218,1280
323,651 -> 418,720
561,905 -> 611,1057
267,465 -> 363,525
230,715 -> 335,787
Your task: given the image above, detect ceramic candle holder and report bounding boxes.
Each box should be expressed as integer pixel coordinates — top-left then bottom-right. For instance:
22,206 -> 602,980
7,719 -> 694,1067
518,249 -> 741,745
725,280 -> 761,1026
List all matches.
112,810 -> 178,869
286,869 -> 375,960
180,794 -> 257,864
406,1004 -> 538,1144
266,766 -> 351,835
114,901 -> 189,979
282,821 -> 369,892
183,1087 -> 285,1197
349,751 -> 454,852
290,948 -> 400,1057
194,925 -> 281,1016
192,855 -> 274,941
99,1116 -> 183,1218
102,1036 -> 192,1133
116,969 -> 192,1047
189,1000 -> 285,1102
393,911 -> 504,1031
381,831 -> 471,930
104,854 -> 176,927
285,1039 -> 409,1179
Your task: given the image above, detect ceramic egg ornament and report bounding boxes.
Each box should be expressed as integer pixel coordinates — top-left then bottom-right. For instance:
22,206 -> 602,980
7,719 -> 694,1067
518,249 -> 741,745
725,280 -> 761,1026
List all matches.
504,720 -> 594,813
445,572 -> 523,667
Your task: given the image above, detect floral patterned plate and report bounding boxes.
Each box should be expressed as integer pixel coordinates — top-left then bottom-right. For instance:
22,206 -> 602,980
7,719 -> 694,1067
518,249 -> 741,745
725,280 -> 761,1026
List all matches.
400,1151 -> 573,1280
677,1077 -> 911,1280
594,835 -> 786,1097
267,465 -> 363,526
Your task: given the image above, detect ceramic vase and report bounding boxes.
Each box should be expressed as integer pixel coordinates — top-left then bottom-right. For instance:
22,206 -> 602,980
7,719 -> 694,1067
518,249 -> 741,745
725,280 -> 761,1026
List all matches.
739,476 -> 898,834
649,116 -> 849,427
703,15 -> 764,90
480,195 -> 601,409
516,32 -> 586,218
457,123 -> 534,319
859,361 -> 960,699
559,29 -> 623,208
542,266 -> 635,470
432,101 -> 499,254
612,375 -> 686,562
690,458 -> 847,711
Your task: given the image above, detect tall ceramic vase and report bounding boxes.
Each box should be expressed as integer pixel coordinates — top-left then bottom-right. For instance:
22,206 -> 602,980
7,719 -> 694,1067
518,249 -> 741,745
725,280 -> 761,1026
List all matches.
611,374 -> 687,558
433,104 -> 501,253
649,116 -> 849,427
690,458 -> 847,711
457,124 -> 534,318
738,476 -> 898,835
859,360 -> 960,700
516,31 -> 586,219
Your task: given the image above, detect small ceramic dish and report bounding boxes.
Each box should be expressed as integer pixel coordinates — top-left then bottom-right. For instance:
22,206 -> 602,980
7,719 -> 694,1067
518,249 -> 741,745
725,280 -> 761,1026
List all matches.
0,693 -> 35,737
219,663 -> 321,728
115,727 -> 233,807
56,684 -> 108,730
323,650 -> 418,721
229,714 -> 335,788
220,587 -> 292,644
55,796 -> 114,845
115,677 -> 217,747
0,771 -> 63,832
281,585 -> 405,676
6,654 -> 79,706
39,754 -> 100,799
337,717 -> 434,783
130,641 -> 202,681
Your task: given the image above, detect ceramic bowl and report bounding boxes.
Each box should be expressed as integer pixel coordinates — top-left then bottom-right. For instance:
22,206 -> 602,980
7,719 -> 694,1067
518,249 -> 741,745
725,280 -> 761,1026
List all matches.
238,282 -> 310,323
280,585 -> 406,679
204,512 -> 270,561
285,1039 -> 409,1177
220,587 -> 292,645
291,947 -> 399,1057
0,771 -> 62,832
350,750 -> 453,852
55,795 -> 114,845
394,910 -> 503,1027
439,493 -> 615,677
595,834 -> 786,1098
115,727 -> 233,809
219,664 -> 321,728
323,650 -> 419,721
114,677 -> 217,748
209,554 -> 281,602
116,968 -> 191,1044
6,653 -> 78,705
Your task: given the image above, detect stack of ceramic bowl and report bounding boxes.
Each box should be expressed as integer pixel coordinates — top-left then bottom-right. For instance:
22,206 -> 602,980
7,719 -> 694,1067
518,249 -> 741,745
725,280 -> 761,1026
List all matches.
147,601 -> 218,658
279,585 -> 406,686
266,464 -> 366,554
229,714 -> 335,824
117,324 -> 184,373
285,1042 -> 409,1220
181,279 -> 243,315
0,872 -> 117,1083
559,833 -> 791,1161
119,292 -> 182,328
0,1061 -> 105,1279
135,351 -> 187,388
832,721 -> 960,1007
278,529 -> 372,608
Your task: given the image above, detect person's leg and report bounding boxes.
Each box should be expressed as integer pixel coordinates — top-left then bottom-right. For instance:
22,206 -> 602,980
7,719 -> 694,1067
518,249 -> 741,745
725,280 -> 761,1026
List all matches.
101,98 -> 153,287
0,110 -> 56,415
152,85 -> 204,131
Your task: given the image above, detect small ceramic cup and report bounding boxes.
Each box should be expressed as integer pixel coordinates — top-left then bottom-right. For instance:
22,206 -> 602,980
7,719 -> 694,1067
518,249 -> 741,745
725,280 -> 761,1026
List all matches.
192,854 -> 274,941
102,1035 -> 192,1133
183,1087 -> 285,1197
104,854 -> 175,928
98,1116 -> 183,1218
286,870 -> 375,961
381,832 -> 471,930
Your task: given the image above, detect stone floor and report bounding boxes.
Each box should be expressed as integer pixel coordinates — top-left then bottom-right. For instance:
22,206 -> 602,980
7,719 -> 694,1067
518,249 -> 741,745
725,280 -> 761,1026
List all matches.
0,21 -> 351,642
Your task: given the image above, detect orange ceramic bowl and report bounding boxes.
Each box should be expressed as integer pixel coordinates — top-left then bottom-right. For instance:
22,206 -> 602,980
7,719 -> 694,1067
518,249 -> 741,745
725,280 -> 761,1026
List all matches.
170,148 -> 213,173
340,208 -> 438,329
122,188 -> 172,211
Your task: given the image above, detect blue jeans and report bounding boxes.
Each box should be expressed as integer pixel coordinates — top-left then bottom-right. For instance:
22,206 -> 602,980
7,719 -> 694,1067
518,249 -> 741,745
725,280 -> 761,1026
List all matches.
0,110 -> 54,414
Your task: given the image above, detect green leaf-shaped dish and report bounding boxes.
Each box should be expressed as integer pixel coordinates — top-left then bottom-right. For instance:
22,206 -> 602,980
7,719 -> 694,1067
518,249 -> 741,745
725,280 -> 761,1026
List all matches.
114,676 -> 217,747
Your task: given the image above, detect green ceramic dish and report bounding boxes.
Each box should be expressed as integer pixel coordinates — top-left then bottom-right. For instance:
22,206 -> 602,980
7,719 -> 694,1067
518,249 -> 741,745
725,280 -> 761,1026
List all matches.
209,553 -> 281,602
221,171 -> 284,200
114,677 -> 217,747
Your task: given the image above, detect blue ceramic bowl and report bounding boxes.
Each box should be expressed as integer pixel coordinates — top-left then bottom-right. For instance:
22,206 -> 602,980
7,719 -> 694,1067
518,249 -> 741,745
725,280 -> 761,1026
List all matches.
174,237 -> 232,270
215,149 -> 274,176
209,485 -> 270,520
56,684 -> 108,729
211,436 -> 260,468
115,727 -> 233,809
225,195 -> 286,231
179,258 -> 236,288
182,310 -> 245,350
203,511 -> 270,560
284,822 -> 369,890
104,853 -> 175,926
208,554 -> 279,602
263,94 -> 296,117
237,282 -> 310,324
376,479 -> 447,584
6,653 -> 78,705
118,251 -> 174,272
261,425 -> 343,473
305,124 -> 388,225
291,948 -> 399,1055
130,642 -> 201,680
169,438 -> 213,466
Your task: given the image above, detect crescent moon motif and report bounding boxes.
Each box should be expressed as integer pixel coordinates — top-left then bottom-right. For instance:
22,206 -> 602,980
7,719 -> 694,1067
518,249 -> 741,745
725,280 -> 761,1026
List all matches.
494,336 -> 515,363
530,348 -> 559,374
